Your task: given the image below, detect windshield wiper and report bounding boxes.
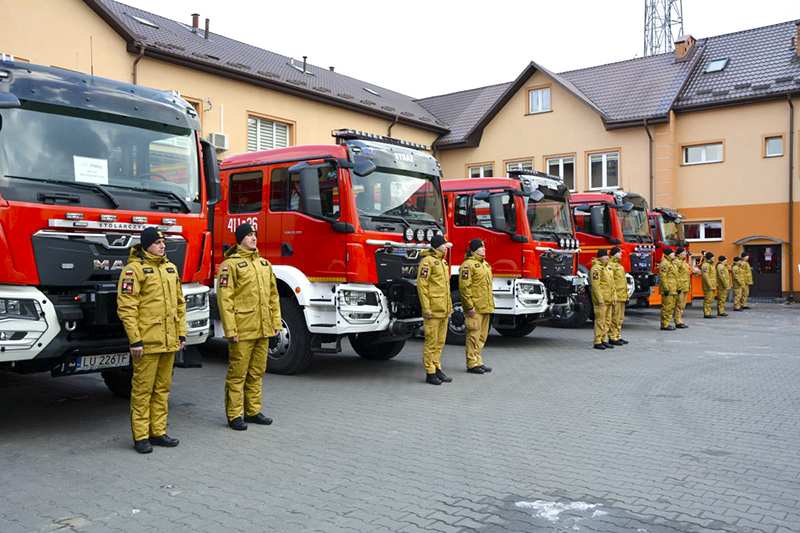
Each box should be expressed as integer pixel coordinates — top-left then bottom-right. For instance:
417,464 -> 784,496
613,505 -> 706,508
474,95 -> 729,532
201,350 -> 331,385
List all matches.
105,183 -> 191,213
366,213 -> 411,229
5,174 -> 120,208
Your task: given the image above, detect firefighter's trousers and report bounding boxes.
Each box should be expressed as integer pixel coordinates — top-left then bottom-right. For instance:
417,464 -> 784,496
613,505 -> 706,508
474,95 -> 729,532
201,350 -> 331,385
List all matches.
225,338 -> 269,421
660,294 -> 676,328
593,303 -> 612,345
674,292 -> 687,325
465,312 -> 490,370
609,301 -> 625,341
717,288 -> 729,315
130,351 -> 174,442
703,290 -> 716,316
423,317 -> 448,374
733,287 -> 744,310
743,284 -> 750,307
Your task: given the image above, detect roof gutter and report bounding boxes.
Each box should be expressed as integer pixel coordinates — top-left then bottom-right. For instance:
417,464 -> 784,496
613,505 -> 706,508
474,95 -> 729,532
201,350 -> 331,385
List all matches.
788,94 -> 795,303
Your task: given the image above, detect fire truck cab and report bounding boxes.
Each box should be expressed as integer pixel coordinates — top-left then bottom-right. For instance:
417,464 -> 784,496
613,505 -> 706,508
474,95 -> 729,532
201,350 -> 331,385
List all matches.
214,129 -> 446,374
566,190 -> 657,325
0,57 -> 220,395
649,207 -> 702,304
441,170 -> 584,343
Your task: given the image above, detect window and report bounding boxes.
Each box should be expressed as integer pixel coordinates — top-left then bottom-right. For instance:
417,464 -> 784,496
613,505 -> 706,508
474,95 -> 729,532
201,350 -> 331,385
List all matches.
248,116 -> 290,152
228,171 -> 263,213
765,136 -> 783,157
546,156 -> 575,191
506,160 -> 533,173
684,221 -> 722,241
705,58 -> 729,73
453,193 -> 516,233
589,152 -> 619,189
572,204 -> 610,237
683,142 -> 723,165
528,87 -> 551,114
269,165 -> 339,219
468,164 -> 493,178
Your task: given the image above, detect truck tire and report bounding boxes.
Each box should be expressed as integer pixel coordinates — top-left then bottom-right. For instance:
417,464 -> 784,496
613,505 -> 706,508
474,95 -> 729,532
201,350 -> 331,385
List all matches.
349,336 -> 405,360
101,368 -> 133,399
496,321 -> 537,338
445,290 -> 467,346
267,296 -> 313,375
552,287 -> 592,328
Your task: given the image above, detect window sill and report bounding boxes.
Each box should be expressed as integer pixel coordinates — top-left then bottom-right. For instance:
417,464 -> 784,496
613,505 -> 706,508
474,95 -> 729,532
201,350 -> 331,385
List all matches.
686,238 -> 723,242
588,186 -> 619,191
525,110 -> 552,116
764,154 -> 783,158
681,160 -> 723,166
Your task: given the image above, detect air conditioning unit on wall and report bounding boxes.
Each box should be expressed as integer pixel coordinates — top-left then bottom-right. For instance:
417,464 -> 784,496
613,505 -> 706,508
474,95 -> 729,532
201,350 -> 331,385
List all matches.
209,132 -> 229,152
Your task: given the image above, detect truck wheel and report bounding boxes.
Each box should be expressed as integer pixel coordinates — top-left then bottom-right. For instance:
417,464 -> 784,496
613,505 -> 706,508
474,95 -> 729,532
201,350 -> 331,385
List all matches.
496,321 -> 536,338
446,290 -> 467,346
101,368 -> 133,399
349,336 -> 405,360
267,297 -> 313,375
552,287 -> 592,328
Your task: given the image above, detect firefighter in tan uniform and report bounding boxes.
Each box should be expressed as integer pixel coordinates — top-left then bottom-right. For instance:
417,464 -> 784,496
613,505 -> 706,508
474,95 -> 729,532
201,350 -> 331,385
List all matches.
417,234 -> 453,385
741,251 -> 754,309
607,246 -> 629,346
673,247 -> 690,328
117,227 -> 185,454
731,256 -> 747,311
701,252 -> 718,319
658,248 -> 678,330
590,249 -> 616,350
217,223 -> 282,431
459,239 -> 494,374
716,255 -> 731,317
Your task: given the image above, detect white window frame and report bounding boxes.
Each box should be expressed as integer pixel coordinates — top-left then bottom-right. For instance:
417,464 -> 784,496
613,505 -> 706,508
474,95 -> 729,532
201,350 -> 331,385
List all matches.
506,160 -> 533,173
469,164 -> 493,178
546,156 -> 576,191
528,87 -> 551,114
682,142 -> 723,165
684,220 -> 723,242
248,116 -> 290,152
588,151 -> 619,190
765,136 -> 783,158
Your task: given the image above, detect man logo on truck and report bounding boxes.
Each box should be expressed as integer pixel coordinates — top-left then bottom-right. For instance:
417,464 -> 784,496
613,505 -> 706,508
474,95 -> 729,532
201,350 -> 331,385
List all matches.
93,259 -> 126,271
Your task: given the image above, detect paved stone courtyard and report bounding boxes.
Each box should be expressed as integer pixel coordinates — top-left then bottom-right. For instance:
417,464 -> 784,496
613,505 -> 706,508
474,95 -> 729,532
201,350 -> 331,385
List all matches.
1,303 -> 799,533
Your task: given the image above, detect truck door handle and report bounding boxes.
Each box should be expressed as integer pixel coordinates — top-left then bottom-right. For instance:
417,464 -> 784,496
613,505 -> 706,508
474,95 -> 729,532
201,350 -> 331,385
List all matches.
281,242 -> 294,257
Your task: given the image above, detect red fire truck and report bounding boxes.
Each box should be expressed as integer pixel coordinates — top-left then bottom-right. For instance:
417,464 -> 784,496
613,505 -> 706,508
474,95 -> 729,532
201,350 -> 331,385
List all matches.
648,207 -> 703,304
565,190 -> 657,325
0,57 -> 220,395
214,129 -> 446,374
441,170 -> 584,343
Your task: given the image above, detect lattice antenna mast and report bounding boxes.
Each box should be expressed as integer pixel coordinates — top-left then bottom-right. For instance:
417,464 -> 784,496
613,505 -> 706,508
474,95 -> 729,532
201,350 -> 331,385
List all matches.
644,0 -> 684,56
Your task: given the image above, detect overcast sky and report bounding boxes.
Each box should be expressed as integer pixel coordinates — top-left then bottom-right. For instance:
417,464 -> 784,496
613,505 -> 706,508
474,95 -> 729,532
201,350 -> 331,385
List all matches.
126,0 -> 799,99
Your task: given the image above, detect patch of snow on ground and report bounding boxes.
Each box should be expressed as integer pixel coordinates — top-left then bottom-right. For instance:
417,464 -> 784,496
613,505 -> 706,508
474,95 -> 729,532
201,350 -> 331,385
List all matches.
515,500 -> 601,522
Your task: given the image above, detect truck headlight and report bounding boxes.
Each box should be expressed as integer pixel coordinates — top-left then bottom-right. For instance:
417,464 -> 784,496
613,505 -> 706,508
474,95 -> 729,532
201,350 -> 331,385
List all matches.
185,293 -> 208,311
0,298 -> 43,321
338,290 -> 378,306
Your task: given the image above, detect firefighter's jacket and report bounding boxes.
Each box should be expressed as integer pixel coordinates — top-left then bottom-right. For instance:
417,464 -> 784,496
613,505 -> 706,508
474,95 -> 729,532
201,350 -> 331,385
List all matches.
117,244 -> 186,355
609,256 -> 629,302
590,258 -> 616,305
716,262 -> 731,290
217,246 -> 281,340
742,260 -> 754,285
675,257 -> 692,293
417,248 -> 452,318
701,258 -> 717,291
459,253 -> 495,314
658,256 -> 678,294
732,263 -> 747,288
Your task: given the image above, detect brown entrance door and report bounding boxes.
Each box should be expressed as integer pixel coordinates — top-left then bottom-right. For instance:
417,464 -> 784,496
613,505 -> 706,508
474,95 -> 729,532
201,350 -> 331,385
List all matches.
745,244 -> 782,297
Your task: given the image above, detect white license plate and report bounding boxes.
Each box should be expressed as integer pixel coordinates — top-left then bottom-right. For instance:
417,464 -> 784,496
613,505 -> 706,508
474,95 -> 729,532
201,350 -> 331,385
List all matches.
77,352 -> 130,371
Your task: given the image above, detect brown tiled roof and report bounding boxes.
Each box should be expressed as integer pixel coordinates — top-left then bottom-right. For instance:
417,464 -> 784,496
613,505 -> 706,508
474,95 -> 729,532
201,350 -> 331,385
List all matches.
85,0 -> 449,133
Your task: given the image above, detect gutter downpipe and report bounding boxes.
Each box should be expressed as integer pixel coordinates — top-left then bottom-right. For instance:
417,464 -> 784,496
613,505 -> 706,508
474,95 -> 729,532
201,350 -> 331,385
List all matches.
387,115 -> 399,137
788,95 -> 795,303
132,42 -> 145,85
643,119 -> 654,207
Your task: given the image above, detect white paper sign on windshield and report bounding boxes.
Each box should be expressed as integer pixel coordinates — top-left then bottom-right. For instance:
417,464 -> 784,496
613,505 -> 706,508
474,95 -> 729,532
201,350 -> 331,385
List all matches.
74,156 -> 109,185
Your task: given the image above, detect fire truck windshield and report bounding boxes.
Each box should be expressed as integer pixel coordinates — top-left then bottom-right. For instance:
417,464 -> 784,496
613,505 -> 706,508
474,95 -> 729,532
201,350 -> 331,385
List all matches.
352,168 -> 444,232
0,104 -> 200,213
619,207 -> 652,243
526,195 -> 572,241
658,216 -> 685,246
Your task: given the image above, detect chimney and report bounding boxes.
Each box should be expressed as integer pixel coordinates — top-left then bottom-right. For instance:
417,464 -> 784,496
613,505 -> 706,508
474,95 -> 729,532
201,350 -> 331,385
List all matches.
674,34 -> 696,61
204,18 -> 210,39
302,56 -> 307,73
191,13 -> 199,33
329,66 -> 335,72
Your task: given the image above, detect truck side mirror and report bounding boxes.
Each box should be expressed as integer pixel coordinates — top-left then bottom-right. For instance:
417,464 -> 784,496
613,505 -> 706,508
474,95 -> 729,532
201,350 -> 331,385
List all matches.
590,205 -> 607,236
488,194 -> 507,232
473,190 -> 491,201
576,203 -> 590,213
621,202 -> 634,212
0,92 -> 21,109
353,160 -> 376,177
298,167 -> 322,217
529,190 -> 545,203
200,138 -> 222,206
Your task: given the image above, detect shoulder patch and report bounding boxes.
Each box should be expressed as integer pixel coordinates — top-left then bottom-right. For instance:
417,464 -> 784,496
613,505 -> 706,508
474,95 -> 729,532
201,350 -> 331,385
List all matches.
220,274 -> 229,287
421,261 -> 429,267
434,261 -> 440,265
461,269 -> 469,279
702,266 -> 708,273
143,267 -> 154,274
166,267 -> 176,274
261,260 -> 268,266
592,271 -> 599,280
238,261 -> 248,268
222,266 -> 229,272
125,270 -> 133,275
420,268 -> 429,278
121,278 -> 134,294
